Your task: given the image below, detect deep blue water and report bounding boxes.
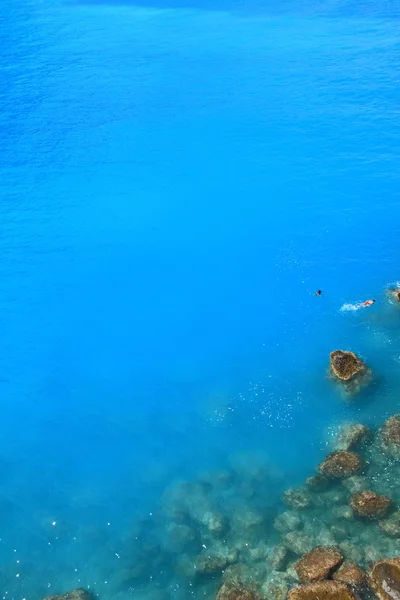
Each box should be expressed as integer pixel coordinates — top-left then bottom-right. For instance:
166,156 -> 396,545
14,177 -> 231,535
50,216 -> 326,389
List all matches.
1,0 -> 400,598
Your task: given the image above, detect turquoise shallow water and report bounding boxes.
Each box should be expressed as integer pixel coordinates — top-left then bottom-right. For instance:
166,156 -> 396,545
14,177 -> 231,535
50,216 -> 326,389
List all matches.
1,0 -> 400,598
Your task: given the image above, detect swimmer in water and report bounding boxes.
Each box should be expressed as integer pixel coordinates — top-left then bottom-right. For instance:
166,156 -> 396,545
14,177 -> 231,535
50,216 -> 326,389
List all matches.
359,299 -> 376,308
315,290 -> 322,296
340,299 -> 376,312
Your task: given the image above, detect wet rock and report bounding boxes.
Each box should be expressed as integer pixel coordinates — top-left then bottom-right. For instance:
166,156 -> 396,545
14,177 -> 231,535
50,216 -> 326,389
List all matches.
332,506 -> 353,521
342,475 -> 367,493
283,488 -> 312,510
381,415 -> 400,458
330,524 -> 349,542
284,532 -> 314,556
329,350 -> 366,382
370,558 -> 400,600
335,424 -> 372,451
288,581 -> 357,600
216,581 -> 257,600
318,451 -> 363,479
350,490 -> 392,520
332,562 -> 368,587
378,518 -> 400,538
295,546 -> 343,583
387,288 -> 400,303
204,512 -> 229,537
222,563 -> 257,586
43,591 -> 93,600
264,581 -> 288,600
338,542 -> 364,564
269,545 -> 290,571
274,511 -> 303,533
318,489 -> 347,506
196,548 -> 238,573
306,475 -> 329,491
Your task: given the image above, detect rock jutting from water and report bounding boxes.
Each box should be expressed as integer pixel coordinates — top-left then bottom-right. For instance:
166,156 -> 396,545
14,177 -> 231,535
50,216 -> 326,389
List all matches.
318,450 -> 364,479
288,581 -> 357,600
216,581 -> 258,600
350,490 -> 392,520
387,287 -> 400,303
370,557 -> 400,600
329,350 -> 371,396
295,546 -> 343,582
332,561 -> 368,587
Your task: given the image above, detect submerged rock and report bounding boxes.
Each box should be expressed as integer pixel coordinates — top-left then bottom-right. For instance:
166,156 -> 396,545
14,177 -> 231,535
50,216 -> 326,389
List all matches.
216,581 -> 257,600
43,591 -> 93,600
295,546 -> 343,583
306,475 -> 329,491
204,512 -> 229,537
329,351 -> 366,382
378,517 -> 400,538
283,488 -> 312,510
274,511 -> 303,533
342,475 -> 367,494
332,562 -> 368,587
269,545 -> 290,571
381,415 -> 400,458
370,558 -> 400,600
288,581 -> 357,600
284,532 -> 314,556
196,548 -> 238,573
350,490 -> 392,520
338,542 -> 364,564
387,288 -> 400,303
335,424 -> 372,451
318,451 -> 363,479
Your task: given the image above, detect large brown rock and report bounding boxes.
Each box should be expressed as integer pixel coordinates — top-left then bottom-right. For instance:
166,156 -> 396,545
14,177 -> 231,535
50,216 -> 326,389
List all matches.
318,451 -> 363,479
288,581 -> 357,600
330,351 -> 366,381
216,582 -> 257,600
333,562 -> 367,587
295,546 -> 343,583
370,558 -> 400,600
350,490 -> 392,520
43,591 -> 93,600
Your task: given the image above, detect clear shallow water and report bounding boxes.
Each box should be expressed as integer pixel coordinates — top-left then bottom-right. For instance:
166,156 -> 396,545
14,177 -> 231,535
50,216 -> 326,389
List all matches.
1,0 -> 400,598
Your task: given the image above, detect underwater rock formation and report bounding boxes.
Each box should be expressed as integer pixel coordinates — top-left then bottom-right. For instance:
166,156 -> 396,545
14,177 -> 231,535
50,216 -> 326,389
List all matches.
196,548 -> 238,573
318,451 -> 363,479
216,581 -> 258,600
288,581 -> 357,600
274,511 -> 303,533
283,488 -> 312,510
332,562 -> 368,587
378,513 -> 400,537
335,424 -> 372,451
295,546 -> 343,583
43,591 -> 93,600
380,415 -> 400,458
329,350 -> 372,396
370,558 -> 400,600
329,351 -> 366,381
305,475 -> 329,491
284,532 -> 314,555
350,490 -> 392,520
387,287 -> 400,303
269,545 -> 291,571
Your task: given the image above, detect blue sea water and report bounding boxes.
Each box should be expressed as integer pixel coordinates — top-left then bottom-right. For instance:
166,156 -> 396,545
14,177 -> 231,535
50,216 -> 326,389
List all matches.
1,0 -> 400,597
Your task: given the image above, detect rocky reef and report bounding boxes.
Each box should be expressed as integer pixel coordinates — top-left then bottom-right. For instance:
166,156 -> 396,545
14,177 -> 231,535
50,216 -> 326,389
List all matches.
88,414 -> 400,600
